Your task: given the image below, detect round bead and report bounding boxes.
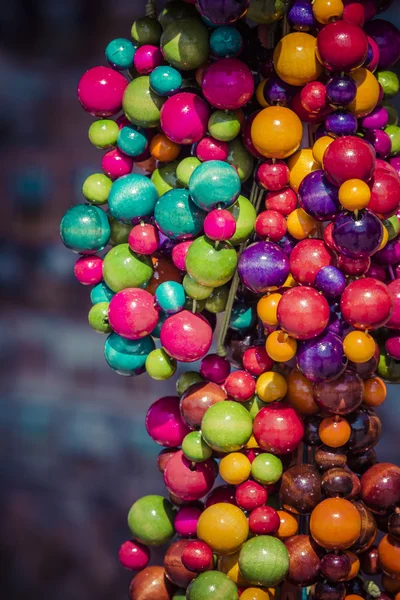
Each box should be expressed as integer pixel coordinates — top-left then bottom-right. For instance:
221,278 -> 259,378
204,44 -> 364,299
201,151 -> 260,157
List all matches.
256,371 -> 287,403
316,21 -> 368,72
145,396 -> 190,447
319,416 -> 351,448
364,19 -> 400,70
128,224 -> 158,256
285,535 -> 322,586
181,540 -> 213,573
150,132 -> 180,162
251,453 -> 283,485
278,286 -> 330,341
154,282 -> 185,315
204,209 -> 236,241
274,32 -> 322,87
200,354 -> 230,384
180,381 -> 226,429
313,371 -> 364,415
186,571 -> 239,600
106,38 -> 136,70
236,481 -> 268,511
78,66 -> 127,116
150,65 -> 182,96
339,179 -> 371,211
286,371 -> 319,416
313,136 -> 334,166
210,26 -> 243,58
340,278 -> 393,329
197,503 -> 249,555
280,464 -> 322,514
189,160 -> 241,211
251,106 -> 303,159
102,147 -> 133,178
315,266 -> 346,298
290,238 -> 333,285
327,75 -> 357,106
186,236 -> 238,288
164,450 -> 216,502
117,124 -> 148,157
88,302 -> 112,334
196,137 -> 229,163
310,498 -> 361,550
266,331 -> 297,363
161,18 -> 209,71
60,204 -> 110,255
219,452 -> 251,485
82,173 -> 112,205
88,119 -> 119,149
174,505 -> 202,538
323,136 -> 376,187
360,462 -> 400,513
119,539 -> 150,570
160,311 -> 212,363
202,58 -> 254,110
208,110 -> 241,142
104,333 -> 155,376
239,536 -> 289,586
164,539 -> 197,588
297,331 -> 346,384
348,67 -> 380,118
344,331 -> 376,363
108,288 -> 158,340
146,349 -> 177,381
129,566 -> 175,600
256,160 -> 290,192
122,76 -> 164,128
238,241 -> 290,294
131,16 -> 162,45
224,370 -> 255,402
74,255 -> 103,286
378,535 -> 400,579
201,400 -> 253,452
363,377 -> 387,407
176,157 -> 201,187
249,505 -> 281,536
161,92 -> 210,145
253,403 -> 305,454
108,173 -> 158,223
286,208 -> 317,240
128,495 -> 175,546
154,188 -> 205,241
320,553 -> 351,582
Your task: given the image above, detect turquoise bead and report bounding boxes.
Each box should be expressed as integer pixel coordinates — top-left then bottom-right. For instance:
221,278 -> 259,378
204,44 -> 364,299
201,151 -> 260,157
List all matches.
154,188 -> 206,240
230,302 -> 256,331
117,125 -> 148,157
104,332 -> 155,376
150,65 -> 182,96
155,281 -> 186,314
210,26 -> 243,58
60,204 -> 110,254
105,37 -> 136,70
189,160 -> 241,211
90,282 -> 115,304
103,243 -> 153,292
152,312 -> 169,338
108,174 -> 158,223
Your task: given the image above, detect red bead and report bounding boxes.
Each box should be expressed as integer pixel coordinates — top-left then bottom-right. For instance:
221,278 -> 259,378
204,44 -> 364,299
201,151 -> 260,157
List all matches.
235,480 -> 268,511
157,448 -> 179,473
200,353 -> 231,384
203,209 -> 237,241
242,345 -> 274,376
255,210 -> 287,242
323,136 -> 376,187
343,1 -> 365,27
128,224 -> 159,255
253,402 -> 305,454
205,484 -> 237,508
300,81 -> 327,114
119,540 -> 151,571
386,279 -> 400,329
160,311 -> 213,362
164,450 -> 216,502
340,278 -> 393,329
256,160 -> 290,191
338,254 -> 371,276
277,287 -> 330,340
242,112 -> 264,159
196,137 -> 229,162
181,540 -> 214,573
265,187 -> 298,216
290,239 -> 332,285
316,21 -> 369,72
224,370 -> 256,402
249,505 -> 281,535
368,169 -> 400,219
74,255 -> 103,285
324,222 -> 338,252
365,263 -> 387,282
291,92 -> 331,124
146,396 -> 191,447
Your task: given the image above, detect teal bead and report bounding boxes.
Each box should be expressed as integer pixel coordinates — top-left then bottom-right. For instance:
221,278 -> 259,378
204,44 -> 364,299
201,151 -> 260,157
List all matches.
227,138 -> 254,182
152,312 -> 169,338
187,570 -> 239,600
210,26 -> 243,58
383,215 -> 400,240
91,282 -> 115,304
88,119 -> 119,149
183,275 -> 214,300
251,453 -> 283,485
239,536 -> 289,586
377,70 -> 400,98
103,243 -> 153,292
150,65 -> 182,96
189,160 -> 241,211
208,110 -> 241,142
108,215 -> 132,246
154,188 -> 206,240
60,204 -> 110,254
176,371 -> 204,395
123,76 -> 165,128
201,400 -> 253,452
105,37 -> 136,70
385,124 -> 400,156
230,302 -> 256,331
128,495 -> 175,546
182,431 -> 212,462
155,281 -> 186,314
228,195 -> 256,247
152,161 -> 181,196
82,173 -> 112,205
186,236 -> 238,288
176,157 -> 201,187
88,302 -> 112,334
145,348 -> 177,380
131,16 -> 162,46
117,125 -> 148,157
205,285 -> 229,313
104,332 -> 155,376
108,174 -> 158,223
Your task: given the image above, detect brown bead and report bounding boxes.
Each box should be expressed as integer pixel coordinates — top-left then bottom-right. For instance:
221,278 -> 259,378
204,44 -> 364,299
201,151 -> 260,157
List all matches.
359,545 -> 381,575
280,464 -> 322,514
322,468 -> 354,498
315,445 -> 347,471
284,534 -> 322,586
315,580 -> 346,600
375,511 -> 390,534
347,469 -> 361,500
388,512 -> 400,540
360,462 -> 400,514
347,408 -> 381,455
157,448 -> 179,474
180,382 -> 226,429
303,416 -> 322,446
343,551 -> 360,580
382,573 -> 400,594
313,371 -> 364,415
164,540 -> 197,588
226,329 -> 256,368
347,448 -> 377,475
129,566 -> 175,600
351,500 -> 377,554
320,552 -> 351,582
378,534 -> 400,579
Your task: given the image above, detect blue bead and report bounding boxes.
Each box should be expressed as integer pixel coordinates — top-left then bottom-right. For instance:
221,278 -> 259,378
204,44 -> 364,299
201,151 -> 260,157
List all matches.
325,111 -> 358,137
150,66 -> 182,96
90,282 -> 115,304
60,204 -> 110,254
105,38 -> 136,70
104,333 -> 155,376
117,125 -> 148,157
108,174 -> 158,223
154,188 -> 206,240
155,281 -> 186,314
210,26 -> 243,58
230,302 -> 256,331
189,160 -> 241,211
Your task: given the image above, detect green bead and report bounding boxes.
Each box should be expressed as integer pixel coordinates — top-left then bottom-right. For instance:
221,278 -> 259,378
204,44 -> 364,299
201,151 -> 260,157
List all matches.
131,16 -> 162,45
83,173 -> 112,205
247,0 -> 290,23
182,431 -> 212,462
383,101 -> 398,126
183,274 -> 214,300
228,195 -> 256,246
161,19 -> 209,71
383,215 -> 400,240
244,394 -> 264,420
385,124 -> 400,156
176,371 -> 204,396
205,284 -> 230,314
186,236 -> 238,288
230,302 -> 256,331
251,453 -> 283,485
239,536 -> 289,586
227,138 -> 254,182
176,157 -> 201,187
128,495 -> 175,546
201,400 -> 253,452
88,302 -> 112,334
145,348 -> 177,380
208,110 -> 241,142
123,76 -> 165,128
158,1 -> 199,30
187,571 -> 239,600
151,161 -> 181,196
108,215 -> 131,246
173,590 -> 187,600
378,348 -> 400,382
377,70 -> 400,98
184,297 -> 207,313
103,243 -> 153,292
88,119 -> 119,149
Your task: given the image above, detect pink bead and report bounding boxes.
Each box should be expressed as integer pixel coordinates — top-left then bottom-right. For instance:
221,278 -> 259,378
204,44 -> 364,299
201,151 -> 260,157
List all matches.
102,148 -> 133,179
172,241 -> 193,271
200,353 -> 231,383
128,224 -> 159,255
205,484 -> 237,508
134,45 -> 164,75
181,541 -> 214,573
386,279 -> 400,329
146,396 -> 191,447
108,288 -> 159,339
235,480 -> 268,511
164,450 -> 216,502
249,506 -> 280,535
224,370 -> 256,402
74,255 -> 103,285
390,156 -> 400,180
77,66 -> 127,117
242,112 -> 264,159
203,209 -> 237,241
174,506 -> 203,537
255,210 -> 287,242
160,92 -> 210,145
300,81 -> 327,114
119,540 -> 150,570
386,335 -> 400,360
196,137 -> 229,162
265,187 -> 298,216
256,159 -> 290,191
160,310 -> 212,362
202,58 -> 254,110
116,114 -> 130,129
366,36 -> 380,73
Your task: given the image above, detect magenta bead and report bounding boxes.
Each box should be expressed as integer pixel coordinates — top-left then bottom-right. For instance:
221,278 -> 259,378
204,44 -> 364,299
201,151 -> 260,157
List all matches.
164,450 -> 216,502
386,335 -> 400,359
205,484 -> 237,507
134,45 -> 164,74
146,396 -> 191,447
196,137 -> 229,162
77,66 -> 127,116
203,209 -> 237,241
160,310 -> 213,362
386,279 -> 400,329
366,36 -> 380,73
360,106 -> 389,130
172,241 -> 193,271
119,540 -> 150,570
160,92 -> 210,145
390,156 -> 400,180
74,255 -> 103,285
174,506 -> 203,537
256,160 -> 290,191
116,114 -> 130,129
202,58 -> 254,110
365,263 -> 387,282
108,288 -> 159,339
364,129 -> 392,159
102,148 -> 133,179
129,224 -> 159,255
200,353 -> 231,383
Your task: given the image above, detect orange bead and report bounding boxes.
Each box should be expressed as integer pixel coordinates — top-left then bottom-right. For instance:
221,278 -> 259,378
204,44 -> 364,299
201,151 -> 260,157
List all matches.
241,589 -> 271,600
287,208 -> 317,240
245,435 -> 260,449
256,80 -> 270,108
288,148 -> 320,192
343,551 -> 360,580
363,377 -> 387,407
343,331 -> 376,363
257,293 -> 282,326
150,133 -> 181,162
339,179 -> 371,211
266,330 -> 297,363
313,0 -> 344,24
197,503 -> 249,555
312,136 -> 334,167
345,596 -> 364,600
135,156 -> 157,174
219,452 -> 252,485
276,510 -> 299,540
282,273 -> 297,288
273,33 -> 323,87
251,106 -> 303,159
286,371 -> 319,415
319,416 -> 351,448
349,68 -> 380,118
378,534 -> 400,578
310,498 -> 362,550
382,574 -> 400,594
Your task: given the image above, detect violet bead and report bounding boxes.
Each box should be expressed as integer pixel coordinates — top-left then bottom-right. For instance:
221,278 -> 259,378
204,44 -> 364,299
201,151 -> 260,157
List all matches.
364,129 -> 392,159
326,75 -> 357,107
287,0 -> 316,31
238,241 -> 290,294
264,77 -> 296,106
374,238 -> 400,265
299,170 -> 340,222
315,266 -> 346,298
332,211 -> 383,259
315,124 -> 329,140
364,19 -> 400,69
325,111 -> 358,137
360,106 -> 389,131
297,332 -> 347,383
278,233 -> 298,256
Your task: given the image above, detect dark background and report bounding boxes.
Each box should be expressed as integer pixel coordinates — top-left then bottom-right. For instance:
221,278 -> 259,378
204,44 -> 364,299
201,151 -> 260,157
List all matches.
0,1 -> 399,598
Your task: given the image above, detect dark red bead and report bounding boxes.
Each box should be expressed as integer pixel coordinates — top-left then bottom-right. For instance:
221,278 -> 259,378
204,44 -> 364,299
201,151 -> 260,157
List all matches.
181,540 -> 214,573
249,505 -> 281,535
235,480 -> 268,511
317,21 -> 369,73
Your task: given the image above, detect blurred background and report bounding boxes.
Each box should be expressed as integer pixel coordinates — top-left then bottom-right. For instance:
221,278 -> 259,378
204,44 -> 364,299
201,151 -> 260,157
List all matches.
0,1 -> 400,598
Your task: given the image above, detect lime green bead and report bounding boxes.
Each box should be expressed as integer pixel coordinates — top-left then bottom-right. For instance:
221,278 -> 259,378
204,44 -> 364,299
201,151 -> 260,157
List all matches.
176,157 -> 201,187
251,453 -> 283,485
123,76 -> 165,128
187,571 -> 239,600
83,173 -> 112,205
208,110 -> 241,142
131,16 -> 162,45
158,1 -> 200,30
385,124 -> 400,156
145,348 -> 177,380
88,302 -> 112,334
186,236 -> 238,288
151,161 -> 181,196
378,348 -> 400,382
183,274 -> 214,300
377,70 -> 400,98
161,19 -> 209,71
108,215 -> 131,246
176,371 -> 204,396
173,590 -> 187,600
228,195 -> 256,246
88,119 -> 119,149
383,215 -> 400,240
182,431 -> 212,462
227,138 -> 254,182
128,495 -> 175,546
103,243 -> 153,292
239,536 -> 289,587
383,101 -> 398,126
205,284 -> 230,314
201,400 -> 253,452
244,394 -> 264,420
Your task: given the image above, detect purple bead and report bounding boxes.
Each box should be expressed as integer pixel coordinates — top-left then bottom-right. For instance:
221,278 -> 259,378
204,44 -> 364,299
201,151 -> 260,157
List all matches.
374,238 -> 400,265
297,332 -> 347,383
315,124 -> 329,140
332,211 -> 383,259
238,241 -> 290,294
158,230 -> 176,256
196,0 -> 250,25
287,0 -> 316,31
299,170 -> 340,222
364,19 -> 400,69
364,129 -> 392,159
278,233 -> 298,256
315,266 -> 346,298
386,335 -> 400,360
327,311 -> 348,338
366,263 -> 387,282
264,77 -> 296,106
360,106 -> 389,131
326,75 -> 357,107
325,111 -> 358,137
390,156 -> 400,179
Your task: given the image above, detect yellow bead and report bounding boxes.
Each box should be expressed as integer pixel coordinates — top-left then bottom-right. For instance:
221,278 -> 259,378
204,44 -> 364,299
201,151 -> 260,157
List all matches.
266,330 -> 297,363
257,293 -> 282,326
287,208 -> 317,240
219,452 -> 251,485
313,0 -> 344,24
218,551 -> 248,586
338,179 -> 371,211
251,106 -> 303,159
288,148 -> 320,192
241,589 -> 272,600
245,434 -> 260,449
197,503 -> 249,555
256,371 -> 288,403
273,32 -> 323,87
343,331 -> 376,364
312,136 -> 334,166
349,68 -> 380,118
378,226 -> 389,251
256,80 -> 270,108
282,273 -> 297,288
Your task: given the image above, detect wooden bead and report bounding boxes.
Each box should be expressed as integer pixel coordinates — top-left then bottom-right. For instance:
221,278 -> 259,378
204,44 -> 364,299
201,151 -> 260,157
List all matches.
347,449 -> 377,476
303,417 -> 322,446
359,545 -> 381,575
279,464 -> 322,514
273,33 -> 322,87
320,553 -> 351,582
343,551 -> 360,580
351,500 -> 378,554
164,540 -> 197,588
129,566 -> 175,600
319,416 -> 351,448
310,498 -> 362,550
382,574 -> 400,594
322,468 -> 354,498
361,463 -> 400,514
315,445 -> 347,471
363,377 -> 387,408
347,408 -> 382,455
287,371 -> 319,416
315,580 -> 346,600
378,534 -> 400,578
276,510 -> 299,540
388,512 -> 400,540
180,382 -> 226,429
284,534 -> 322,586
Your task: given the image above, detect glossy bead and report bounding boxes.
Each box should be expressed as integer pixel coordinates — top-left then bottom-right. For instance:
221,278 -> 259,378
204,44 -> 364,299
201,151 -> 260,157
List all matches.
315,445 -> 348,471
314,266 -> 346,299
323,136 -> 376,187
60,205 -> 110,255
210,25 -> 243,58
273,32 -> 322,87
286,371 -> 318,415
149,132 -> 180,162
257,293 -> 281,327
205,484 -> 237,509
343,331 -> 375,364
287,208 -> 317,240
119,539 -> 151,570
239,241 -> 289,294
363,377 -> 387,407
285,535 -> 322,586
145,396 -> 190,448
256,160 -> 290,191
131,16 -> 162,45
161,18 -> 209,71
320,553 -> 352,584
243,346 -> 274,376
181,540 -> 213,573
316,21 -> 368,72
313,371 -> 364,415
235,481 -> 268,511
108,288 -> 158,340
123,75 -> 164,128
253,402 -> 304,454
310,498 -> 362,550
160,92 -> 210,145
265,330 -> 297,363
182,431 -> 212,463
161,311 -> 212,363
361,463 -> 400,513
327,75 -> 357,107
299,170 -> 340,222
256,371 -> 287,403
251,106 -> 303,159
189,160 -> 240,212
149,65 -> 182,97
278,286 -> 329,341
239,535 -> 289,586
88,119 -> 119,149
364,19 -> 400,70
265,187 -> 297,216
319,417 -> 351,449
249,505 -> 281,535
219,452 -> 251,485
322,468 -> 354,498
164,450 -> 216,502
378,535 -> 400,578
154,189 -> 205,241
186,236 -> 237,288
180,381 -> 226,429
203,209 -> 236,241
128,495 -> 175,546
340,278 -> 393,329
146,255 -> 181,295
201,400 -> 252,452
197,503 -> 249,555
108,173 -> 158,223
129,566 -> 175,600
368,169 -> 400,219
78,66 -> 127,116
251,453 -> 283,485
280,464 -> 322,515
224,370 -> 255,402
313,0 -> 343,23
164,539 -> 198,588
186,571 -> 238,600
255,210 -> 287,243
338,179 -> 371,212
88,302 -> 112,334
104,333 -> 155,376
297,331 -> 346,383
74,255 -> 103,286
349,67 -> 380,118
198,354 -> 229,385
312,136 -> 333,168
208,110 -> 241,142
202,58 -> 254,111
